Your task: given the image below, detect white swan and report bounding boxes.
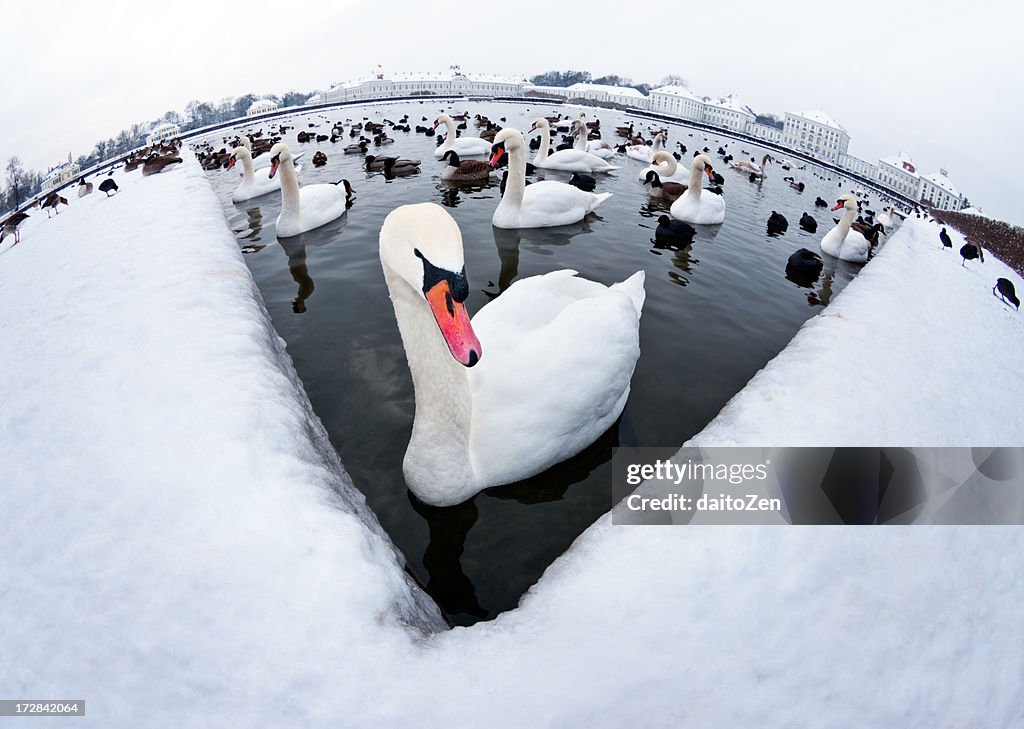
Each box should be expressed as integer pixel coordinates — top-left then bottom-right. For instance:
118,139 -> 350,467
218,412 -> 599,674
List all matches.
638,151 -> 690,183
731,153 -> 773,178
432,114 -> 492,158
625,133 -> 665,163
379,202 -> 645,506
228,144 -> 302,203
877,205 -> 895,230
490,128 -> 612,229
268,143 -> 353,237
669,154 -> 726,225
530,118 -> 619,173
820,194 -> 870,263
572,120 -> 618,159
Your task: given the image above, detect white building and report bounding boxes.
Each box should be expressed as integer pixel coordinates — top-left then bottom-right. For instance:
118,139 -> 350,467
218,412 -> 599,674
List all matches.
318,70 -> 526,103
246,99 -> 279,117
745,122 -> 784,144
566,83 -> 648,107
522,85 -> 570,99
838,153 -> 878,180
702,95 -> 755,132
876,152 -> 920,199
918,169 -> 964,211
40,161 -> 80,193
146,122 -> 181,146
782,111 -> 850,163
648,85 -> 704,121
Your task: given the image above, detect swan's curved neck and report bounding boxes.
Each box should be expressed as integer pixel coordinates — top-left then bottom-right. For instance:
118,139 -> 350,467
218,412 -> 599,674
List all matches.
574,125 -> 586,151
655,155 -> 677,178
443,117 -> 457,144
652,134 -> 663,152
837,204 -> 856,239
382,265 -> 474,484
688,161 -> 704,199
240,149 -> 255,184
279,157 -> 300,216
535,124 -> 550,161
761,154 -> 771,168
496,142 -> 527,218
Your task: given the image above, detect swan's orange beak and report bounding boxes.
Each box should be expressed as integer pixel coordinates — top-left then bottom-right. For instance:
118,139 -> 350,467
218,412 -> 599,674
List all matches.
425,280 -> 481,367
705,165 -> 715,182
488,147 -> 504,168
226,156 -> 236,171
268,158 -> 279,179
832,201 -> 844,211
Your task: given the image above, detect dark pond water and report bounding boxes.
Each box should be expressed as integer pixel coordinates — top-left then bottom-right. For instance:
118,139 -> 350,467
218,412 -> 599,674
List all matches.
199,101 -> 883,625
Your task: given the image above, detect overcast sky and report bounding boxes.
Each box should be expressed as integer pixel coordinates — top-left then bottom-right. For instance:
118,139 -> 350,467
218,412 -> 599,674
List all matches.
3,0 -> 1020,223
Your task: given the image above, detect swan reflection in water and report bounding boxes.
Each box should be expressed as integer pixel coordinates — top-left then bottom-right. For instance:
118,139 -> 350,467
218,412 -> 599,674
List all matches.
275,199 -> 353,313
482,219 -> 596,299
408,413 -> 627,625
278,234 -> 316,313
235,207 -> 270,254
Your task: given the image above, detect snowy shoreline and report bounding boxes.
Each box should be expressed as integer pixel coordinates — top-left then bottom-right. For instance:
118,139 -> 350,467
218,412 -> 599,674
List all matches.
1,157 -> 1021,727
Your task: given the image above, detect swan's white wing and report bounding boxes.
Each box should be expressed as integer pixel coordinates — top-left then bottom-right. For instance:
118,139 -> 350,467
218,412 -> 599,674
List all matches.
517,181 -> 605,227
468,270 -> 644,486
292,183 -> 347,233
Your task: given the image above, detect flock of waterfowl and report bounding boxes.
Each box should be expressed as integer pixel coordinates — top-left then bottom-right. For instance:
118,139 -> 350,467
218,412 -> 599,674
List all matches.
190,104 -> 928,505
0,144 -> 183,245
3,103 -> 1014,507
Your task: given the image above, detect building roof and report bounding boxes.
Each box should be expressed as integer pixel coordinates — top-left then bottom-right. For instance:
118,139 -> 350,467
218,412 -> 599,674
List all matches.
879,152 -> 919,177
42,160 -> 77,182
790,110 -> 847,133
921,171 -> 959,197
704,95 -> 755,117
567,83 -> 647,98
334,70 -> 526,91
248,99 -> 279,112
149,122 -> 180,134
650,85 -> 702,102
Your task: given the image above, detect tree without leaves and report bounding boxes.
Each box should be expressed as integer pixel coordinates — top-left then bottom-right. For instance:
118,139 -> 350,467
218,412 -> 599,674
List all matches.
529,70 -> 592,87
659,74 -> 687,87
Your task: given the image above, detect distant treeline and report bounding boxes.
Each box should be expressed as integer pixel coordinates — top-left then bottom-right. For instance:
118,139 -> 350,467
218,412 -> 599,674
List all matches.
1,89 -> 317,214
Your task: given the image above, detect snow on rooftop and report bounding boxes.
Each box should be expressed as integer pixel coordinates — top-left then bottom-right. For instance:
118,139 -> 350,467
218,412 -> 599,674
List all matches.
705,94 -> 755,116
335,71 -> 525,89
568,82 -> 647,98
0,157 -> 1020,726
921,171 -> 960,196
791,110 -> 847,132
651,85 -> 702,101
880,151 -> 920,176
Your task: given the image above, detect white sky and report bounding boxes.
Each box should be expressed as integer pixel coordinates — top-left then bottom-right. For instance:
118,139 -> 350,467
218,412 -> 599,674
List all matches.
2,0 -> 1021,223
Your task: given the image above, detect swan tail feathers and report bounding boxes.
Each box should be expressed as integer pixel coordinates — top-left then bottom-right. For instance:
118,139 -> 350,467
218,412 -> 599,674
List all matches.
590,192 -> 613,211
612,271 -> 646,317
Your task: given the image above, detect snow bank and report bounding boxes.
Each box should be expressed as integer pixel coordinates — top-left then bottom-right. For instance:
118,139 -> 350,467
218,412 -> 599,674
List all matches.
1,162 -> 1020,728
0,157 -> 443,724
689,218 -> 1024,446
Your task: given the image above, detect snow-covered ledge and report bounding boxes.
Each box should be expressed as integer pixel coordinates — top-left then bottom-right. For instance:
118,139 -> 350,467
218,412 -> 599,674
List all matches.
1,159 -> 1020,727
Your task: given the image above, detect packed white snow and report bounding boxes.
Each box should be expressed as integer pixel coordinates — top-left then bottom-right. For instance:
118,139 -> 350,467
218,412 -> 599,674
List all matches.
1,158 -> 1021,728
689,217 -> 1024,446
